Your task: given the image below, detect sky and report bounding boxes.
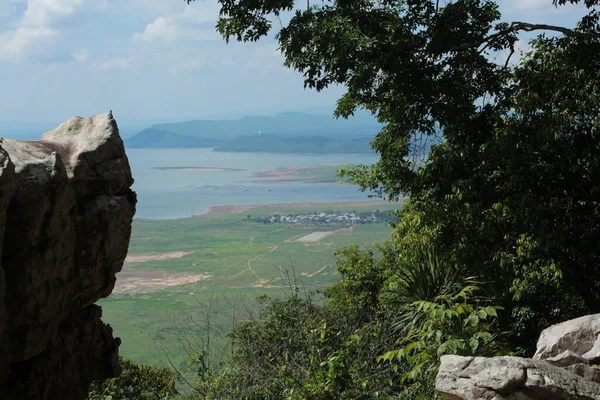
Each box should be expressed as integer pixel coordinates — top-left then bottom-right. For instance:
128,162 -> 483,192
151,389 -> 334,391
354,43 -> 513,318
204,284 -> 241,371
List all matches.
0,0 -> 590,126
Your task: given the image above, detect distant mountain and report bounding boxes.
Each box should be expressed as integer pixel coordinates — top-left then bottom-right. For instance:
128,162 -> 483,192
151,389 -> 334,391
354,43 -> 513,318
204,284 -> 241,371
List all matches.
125,128 -> 226,148
215,134 -> 374,154
125,112 -> 383,151
149,112 -> 382,140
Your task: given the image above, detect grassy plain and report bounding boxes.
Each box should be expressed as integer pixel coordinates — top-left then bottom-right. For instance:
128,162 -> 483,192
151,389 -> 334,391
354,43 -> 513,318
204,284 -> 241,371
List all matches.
100,201 -> 400,369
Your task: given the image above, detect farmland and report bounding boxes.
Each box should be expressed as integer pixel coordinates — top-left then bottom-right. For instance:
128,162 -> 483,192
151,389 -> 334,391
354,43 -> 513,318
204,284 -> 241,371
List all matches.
100,200 -> 400,367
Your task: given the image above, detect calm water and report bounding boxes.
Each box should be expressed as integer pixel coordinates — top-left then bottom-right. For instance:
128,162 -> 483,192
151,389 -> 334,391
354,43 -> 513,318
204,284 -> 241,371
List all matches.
128,148 -> 380,219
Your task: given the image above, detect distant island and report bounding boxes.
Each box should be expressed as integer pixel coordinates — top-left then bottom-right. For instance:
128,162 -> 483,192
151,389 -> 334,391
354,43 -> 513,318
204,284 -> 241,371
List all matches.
125,112 -> 381,153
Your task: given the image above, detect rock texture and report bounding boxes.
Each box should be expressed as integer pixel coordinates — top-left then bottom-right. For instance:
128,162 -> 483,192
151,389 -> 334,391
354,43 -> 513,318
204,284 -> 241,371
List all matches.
0,112 -> 136,400
534,314 -> 600,364
436,314 -> 600,400
436,355 -> 600,400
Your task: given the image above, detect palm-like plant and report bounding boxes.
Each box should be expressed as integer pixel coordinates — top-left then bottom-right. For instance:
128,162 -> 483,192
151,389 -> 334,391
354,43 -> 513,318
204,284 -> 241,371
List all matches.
381,247 -> 480,335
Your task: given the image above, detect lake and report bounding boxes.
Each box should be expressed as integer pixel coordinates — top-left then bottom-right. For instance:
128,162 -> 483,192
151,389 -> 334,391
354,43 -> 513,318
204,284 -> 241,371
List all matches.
128,148 -> 381,219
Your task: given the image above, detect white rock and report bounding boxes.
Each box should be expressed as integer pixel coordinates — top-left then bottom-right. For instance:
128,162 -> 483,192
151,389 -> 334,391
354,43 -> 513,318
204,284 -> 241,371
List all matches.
534,314 -> 600,364
436,355 -> 600,400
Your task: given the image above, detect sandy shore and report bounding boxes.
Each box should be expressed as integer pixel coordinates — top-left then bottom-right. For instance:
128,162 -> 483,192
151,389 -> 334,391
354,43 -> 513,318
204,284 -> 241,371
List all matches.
113,270 -> 212,294
125,251 -> 194,263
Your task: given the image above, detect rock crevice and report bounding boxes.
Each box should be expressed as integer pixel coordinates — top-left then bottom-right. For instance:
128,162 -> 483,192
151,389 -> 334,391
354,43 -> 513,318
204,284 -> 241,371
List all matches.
0,112 -> 136,400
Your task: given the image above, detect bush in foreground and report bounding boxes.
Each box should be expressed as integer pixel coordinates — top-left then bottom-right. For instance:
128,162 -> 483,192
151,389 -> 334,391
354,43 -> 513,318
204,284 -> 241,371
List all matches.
87,357 -> 178,400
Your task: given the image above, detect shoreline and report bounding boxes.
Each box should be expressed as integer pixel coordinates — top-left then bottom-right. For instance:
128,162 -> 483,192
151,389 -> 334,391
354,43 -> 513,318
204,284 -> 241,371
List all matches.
134,199 -> 402,221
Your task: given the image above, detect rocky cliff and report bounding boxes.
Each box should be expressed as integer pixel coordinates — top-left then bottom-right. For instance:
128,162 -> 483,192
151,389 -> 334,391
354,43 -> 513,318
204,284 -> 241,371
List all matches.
0,112 -> 136,400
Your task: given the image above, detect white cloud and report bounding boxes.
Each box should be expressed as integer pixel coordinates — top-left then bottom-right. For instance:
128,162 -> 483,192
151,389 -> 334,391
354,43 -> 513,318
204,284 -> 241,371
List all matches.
132,1 -> 220,43
20,0 -> 82,28
0,0 -> 88,62
133,16 -> 176,41
0,26 -> 57,61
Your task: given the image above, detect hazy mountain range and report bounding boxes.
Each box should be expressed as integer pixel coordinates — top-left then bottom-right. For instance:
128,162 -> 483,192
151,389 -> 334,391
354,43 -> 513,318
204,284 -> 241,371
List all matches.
125,112 -> 383,153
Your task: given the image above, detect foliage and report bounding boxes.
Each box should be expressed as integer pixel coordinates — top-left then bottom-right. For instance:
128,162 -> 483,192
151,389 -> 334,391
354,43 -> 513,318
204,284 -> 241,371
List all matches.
87,358 -> 178,400
380,285 -> 504,398
406,29 -> 600,350
187,290 -> 402,399
185,0 -> 600,351
179,0 -> 600,397
384,249 -> 478,335
180,241 -> 503,399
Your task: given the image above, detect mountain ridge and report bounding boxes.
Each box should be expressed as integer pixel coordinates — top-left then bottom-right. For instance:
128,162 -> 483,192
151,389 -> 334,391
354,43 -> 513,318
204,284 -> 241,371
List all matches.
126,112 -> 383,152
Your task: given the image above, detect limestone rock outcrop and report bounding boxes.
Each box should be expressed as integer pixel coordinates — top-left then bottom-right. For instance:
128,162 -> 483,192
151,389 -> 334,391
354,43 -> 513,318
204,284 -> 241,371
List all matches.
436,314 -> 600,400
534,314 -> 600,364
0,112 -> 136,400
436,355 -> 600,400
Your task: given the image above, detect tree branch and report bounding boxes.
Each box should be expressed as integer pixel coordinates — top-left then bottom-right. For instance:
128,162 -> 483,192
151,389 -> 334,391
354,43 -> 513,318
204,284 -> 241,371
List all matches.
480,20 -> 600,55
510,21 -> 600,38
504,44 -> 516,69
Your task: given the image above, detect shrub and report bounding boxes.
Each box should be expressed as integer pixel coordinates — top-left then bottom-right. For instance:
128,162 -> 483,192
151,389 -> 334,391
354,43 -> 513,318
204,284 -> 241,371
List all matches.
87,357 -> 178,400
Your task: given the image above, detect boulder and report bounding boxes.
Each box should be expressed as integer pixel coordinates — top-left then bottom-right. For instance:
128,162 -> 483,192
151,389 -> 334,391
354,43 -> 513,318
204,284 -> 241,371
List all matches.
0,112 -> 136,400
436,355 -> 600,400
534,314 -> 600,364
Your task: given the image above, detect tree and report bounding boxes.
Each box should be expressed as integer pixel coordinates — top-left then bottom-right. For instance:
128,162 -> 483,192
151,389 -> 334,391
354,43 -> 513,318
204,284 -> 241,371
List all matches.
186,0 -> 600,350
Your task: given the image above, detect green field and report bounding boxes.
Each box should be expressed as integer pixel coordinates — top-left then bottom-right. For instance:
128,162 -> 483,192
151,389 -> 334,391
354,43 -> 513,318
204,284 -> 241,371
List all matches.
100,201 -> 400,368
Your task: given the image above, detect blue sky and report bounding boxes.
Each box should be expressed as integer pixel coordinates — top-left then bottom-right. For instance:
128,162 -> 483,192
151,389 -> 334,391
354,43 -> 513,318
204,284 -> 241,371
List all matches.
0,0 -> 589,124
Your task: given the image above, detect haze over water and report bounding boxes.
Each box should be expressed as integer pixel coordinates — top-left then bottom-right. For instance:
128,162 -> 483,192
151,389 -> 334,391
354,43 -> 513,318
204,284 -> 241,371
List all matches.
129,148 -> 381,219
